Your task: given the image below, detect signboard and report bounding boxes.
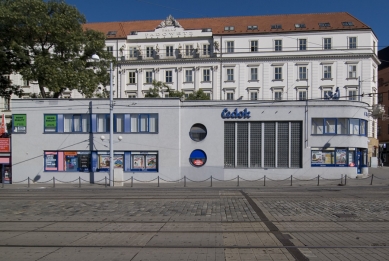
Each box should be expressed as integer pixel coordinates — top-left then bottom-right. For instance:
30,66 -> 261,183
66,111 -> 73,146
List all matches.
44,152 -> 58,171
44,115 -> 57,128
13,114 -> 26,133
79,154 -> 90,169
221,108 -> 251,119
0,138 -> 10,152
65,153 -> 78,172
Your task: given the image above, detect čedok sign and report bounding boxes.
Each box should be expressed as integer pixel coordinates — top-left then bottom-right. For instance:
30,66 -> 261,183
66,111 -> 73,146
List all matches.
221,108 -> 251,119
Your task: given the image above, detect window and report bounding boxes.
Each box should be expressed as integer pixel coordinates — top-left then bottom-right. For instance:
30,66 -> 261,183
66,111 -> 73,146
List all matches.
224,26 -> 234,31
227,41 -> 234,53
64,114 -> 90,132
166,46 -> 174,57
247,25 -> 258,30
324,38 -> 332,49
295,24 -> 306,28
323,66 -> 332,79
349,37 -> 357,49
165,70 -> 173,83
227,68 -> 234,81
106,46 -> 113,54
127,152 -> 158,172
274,90 -> 282,100
337,118 -> 348,134
311,118 -> 323,134
97,114 -> 110,132
185,45 -> 193,56
203,69 -> 210,82
323,89 -> 333,99
128,47 -> 137,58
319,23 -> 330,27
129,71 -> 136,84
274,67 -> 282,80
128,93 -> 136,98
226,92 -> 234,100
250,68 -> 258,81
203,44 -> 211,55
348,89 -> 357,100
12,114 -> 26,133
275,40 -> 282,51
145,71 -> 153,83
342,22 -> 354,26
348,65 -> 357,78
250,41 -> 258,52
131,114 -> 158,133
299,39 -> 307,51
349,119 -> 359,135
250,91 -> 258,100
298,90 -> 307,100
312,118 -> 366,136
115,114 -> 124,132
185,70 -> 193,82
324,118 -> 336,134
189,124 -> 207,142
299,67 -> 307,80
271,24 -> 282,29
44,115 -> 57,132
107,31 -> 117,36
146,47 -> 153,57
22,78 -> 29,86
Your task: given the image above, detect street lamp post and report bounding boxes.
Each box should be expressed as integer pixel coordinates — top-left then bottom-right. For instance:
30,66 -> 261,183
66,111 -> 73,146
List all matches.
92,54 -> 114,186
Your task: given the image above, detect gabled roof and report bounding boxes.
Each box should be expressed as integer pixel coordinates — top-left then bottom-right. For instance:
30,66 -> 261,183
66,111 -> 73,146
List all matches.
83,12 -> 371,39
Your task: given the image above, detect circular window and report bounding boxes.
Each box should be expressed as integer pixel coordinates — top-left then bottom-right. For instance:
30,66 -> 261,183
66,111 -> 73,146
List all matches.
189,149 -> 207,167
189,124 -> 207,142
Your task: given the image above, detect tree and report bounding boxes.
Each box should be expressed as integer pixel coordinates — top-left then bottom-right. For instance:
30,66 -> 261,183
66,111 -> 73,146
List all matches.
145,80 -> 185,98
0,0 -> 114,98
186,89 -> 210,100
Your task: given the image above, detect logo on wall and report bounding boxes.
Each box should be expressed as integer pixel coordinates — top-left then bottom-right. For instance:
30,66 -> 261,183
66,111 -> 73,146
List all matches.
221,108 -> 251,119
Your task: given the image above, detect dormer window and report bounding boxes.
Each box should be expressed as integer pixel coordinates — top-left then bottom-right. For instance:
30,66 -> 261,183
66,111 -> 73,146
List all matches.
342,22 -> 354,26
202,28 -> 212,32
107,31 -> 117,36
130,31 -> 138,35
271,24 -> 282,29
224,26 -> 235,31
295,24 -> 306,28
318,23 -> 330,27
247,25 -> 258,30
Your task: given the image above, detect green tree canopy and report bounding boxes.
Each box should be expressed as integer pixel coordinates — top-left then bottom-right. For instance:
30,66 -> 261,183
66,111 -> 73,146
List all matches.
145,81 -> 209,100
0,0 -> 114,98
186,89 -> 210,100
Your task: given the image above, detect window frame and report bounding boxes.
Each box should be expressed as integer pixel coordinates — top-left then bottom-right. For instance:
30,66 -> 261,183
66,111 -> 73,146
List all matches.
323,65 -> 332,79
226,41 -> 234,53
185,69 -> 193,82
145,71 -> 153,83
165,70 -> 173,83
227,68 -> 234,81
274,67 -> 282,80
348,65 -> 357,78
165,45 -> 174,57
299,39 -> 307,51
203,69 -> 210,82
250,40 -> 258,52
250,68 -> 258,81
349,37 -> 357,49
299,66 -> 307,80
129,71 -> 136,84
274,40 -> 282,51
323,38 -> 332,50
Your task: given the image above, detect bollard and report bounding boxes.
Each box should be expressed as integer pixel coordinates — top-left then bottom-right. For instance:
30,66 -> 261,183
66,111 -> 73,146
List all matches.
131,176 -> 133,187
79,177 -> 81,188
211,176 -> 213,187
184,176 -> 186,187
345,175 -> 347,186
370,174 -> 374,185
105,176 -> 107,188
340,174 -> 343,185
28,177 -> 30,188
1,179 -> 3,188
290,175 -> 293,186
158,176 -> 160,187
53,177 -> 55,188
237,175 -> 239,187
264,175 -> 266,187
317,175 -> 320,186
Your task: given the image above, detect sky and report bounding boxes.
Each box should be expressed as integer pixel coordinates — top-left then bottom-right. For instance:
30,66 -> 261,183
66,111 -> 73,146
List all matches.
67,0 -> 388,51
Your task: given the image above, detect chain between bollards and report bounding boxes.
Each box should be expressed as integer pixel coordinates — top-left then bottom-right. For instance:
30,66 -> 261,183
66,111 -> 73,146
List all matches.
211,176 -> 212,187
237,175 -> 239,187
370,174 -> 374,185
158,176 -> 160,187
290,175 -> 293,186
184,176 -> 186,187
53,177 -> 55,188
317,175 -> 320,186
264,175 -> 266,186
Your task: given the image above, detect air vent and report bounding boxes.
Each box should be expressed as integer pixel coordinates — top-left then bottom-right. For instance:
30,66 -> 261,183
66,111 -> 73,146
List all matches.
295,24 -> 306,28
271,24 -> 282,29
318,23 -> 331,27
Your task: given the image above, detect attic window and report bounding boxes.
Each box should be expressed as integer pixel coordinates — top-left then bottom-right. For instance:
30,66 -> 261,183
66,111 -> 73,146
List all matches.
295,23 -> 306,28
202,28 -> 212,32
318,23 -> 330,27
107,31 -> 117,36
130,31 -> 138,35
224,26 -> 234,31
247,25 -> 258,30
342,22 -> 354,26
271,24 -> 282,29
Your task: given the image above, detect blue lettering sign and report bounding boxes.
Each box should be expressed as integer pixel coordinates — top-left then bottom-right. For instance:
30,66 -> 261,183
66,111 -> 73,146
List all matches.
221,108 -> 251,119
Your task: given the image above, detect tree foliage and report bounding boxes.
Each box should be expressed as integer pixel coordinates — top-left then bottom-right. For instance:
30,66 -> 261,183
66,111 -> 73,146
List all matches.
144,80 -> 209,100
0,0 -> 114,98
185,89 -> 210,100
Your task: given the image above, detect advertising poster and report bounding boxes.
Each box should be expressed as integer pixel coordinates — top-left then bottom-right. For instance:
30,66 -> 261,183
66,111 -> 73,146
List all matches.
322,152 -> 334,164
348,151 -> 355,167
311,151 -> 323,165
113,155 -> 123,169
336,149 -> 347,165
44,115 -> 57,128
0,138 -> 10,152
65,152 -> 78,172
79,154 -> 90,170
99,155 -> 110,169
133,155 -> 144,169
13,114 -> 26,133
146,155 -> 157,169
45,152 -> 58,171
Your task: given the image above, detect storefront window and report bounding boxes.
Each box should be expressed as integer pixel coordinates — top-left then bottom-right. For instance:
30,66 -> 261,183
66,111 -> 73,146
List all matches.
44,151 -> 91,172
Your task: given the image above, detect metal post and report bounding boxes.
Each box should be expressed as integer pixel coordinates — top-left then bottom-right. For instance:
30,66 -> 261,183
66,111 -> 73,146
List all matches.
370,174 -> 374,185
290,175 -> 293,186
53,177 -> 55,188
340,174 -> 343,185
345,175 -> 347,186
109,62 -> 114,187
131,176 -> 133,187
28,177 -> 30,188
105,176 -> 107,188
158,176 -> 159,187
211,175 -> 212,187
317,175 -> 320,186
237,175 -> 239,187
184,176 -> 186,187
79,177 -> 81,188
264,175 -> 266,186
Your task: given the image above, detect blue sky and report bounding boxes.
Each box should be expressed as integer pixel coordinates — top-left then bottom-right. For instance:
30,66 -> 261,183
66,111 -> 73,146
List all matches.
67,0 -> 388,51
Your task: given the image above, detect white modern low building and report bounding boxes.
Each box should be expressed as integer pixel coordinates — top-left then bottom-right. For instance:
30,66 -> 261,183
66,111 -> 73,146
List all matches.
9,98 -> 370,184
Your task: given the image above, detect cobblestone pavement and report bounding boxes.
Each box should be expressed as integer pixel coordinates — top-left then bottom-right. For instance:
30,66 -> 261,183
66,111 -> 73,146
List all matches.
0,181 -> 389,260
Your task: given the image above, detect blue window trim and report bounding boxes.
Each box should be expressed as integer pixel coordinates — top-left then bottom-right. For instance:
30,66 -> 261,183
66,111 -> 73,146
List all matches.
323,118 -> 337,134
311,148 -> 361,167
359,119 -> 367,136
311,118 -> 368,136
44,114 -> 58,133
125,152 -> 158,172
114,114 -> 125,133
139,114 -> 149,133
94,114 -> 110,133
